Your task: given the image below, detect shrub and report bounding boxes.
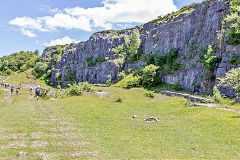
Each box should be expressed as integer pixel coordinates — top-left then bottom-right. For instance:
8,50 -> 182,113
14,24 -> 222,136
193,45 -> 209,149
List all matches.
65,83 -> 84,96
155,49 -> 181,71
86,57 -> 95,67
40,88 -> 50,100
173,84 -> 182,91
223,0 -> 240,45
55,72 -> 61,80
106,74 -> 112,86
34,62 -> 49,75
64,82 -> 96,96
218,67 -> 240,97
115,97 -> 122,103
112,44 -> 127,56
213,86 -> 223,103
114,74 -> 141,88
228,54 -> 240,65
141,64 -> 159,87
129,29 -> 141,62
118,71 -> 127,81
199,45 -> 221,79
95,57 -> 105,63
66,71 -> 76,82
80,82 -> 92,91
145,53 -> 155,65
57,85 -> 61,90
144,91 -> 155,98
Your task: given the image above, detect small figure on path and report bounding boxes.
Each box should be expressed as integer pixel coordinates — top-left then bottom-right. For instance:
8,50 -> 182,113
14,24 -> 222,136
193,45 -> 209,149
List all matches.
29,87 -> 33,95
16,87 -> 20,95
35,85 -> 41,101
10,85 -> 14,96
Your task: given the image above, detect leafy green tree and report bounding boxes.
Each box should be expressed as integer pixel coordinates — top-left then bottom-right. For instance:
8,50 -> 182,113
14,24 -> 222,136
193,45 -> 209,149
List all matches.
218,67 -> 240,97
118,71 -> 127,81
34,50 -> 40,55
213,86 -> 223,103
129,29 -> 141,62
141,64 -> 159,87
34,62 -> 49,75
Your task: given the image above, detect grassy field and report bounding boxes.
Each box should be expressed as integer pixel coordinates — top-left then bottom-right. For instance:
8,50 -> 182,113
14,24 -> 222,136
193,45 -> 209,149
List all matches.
0,85 -> 239,159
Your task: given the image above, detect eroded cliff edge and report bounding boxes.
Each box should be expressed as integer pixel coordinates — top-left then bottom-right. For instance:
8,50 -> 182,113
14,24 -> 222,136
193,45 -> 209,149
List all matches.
41,0 -> 240,97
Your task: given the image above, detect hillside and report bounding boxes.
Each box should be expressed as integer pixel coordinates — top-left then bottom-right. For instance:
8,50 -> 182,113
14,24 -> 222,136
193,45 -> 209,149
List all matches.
39,0 -> 240,97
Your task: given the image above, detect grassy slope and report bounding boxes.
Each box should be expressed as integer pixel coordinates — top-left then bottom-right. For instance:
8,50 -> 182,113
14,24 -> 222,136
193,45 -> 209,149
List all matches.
0,86 -> 239,159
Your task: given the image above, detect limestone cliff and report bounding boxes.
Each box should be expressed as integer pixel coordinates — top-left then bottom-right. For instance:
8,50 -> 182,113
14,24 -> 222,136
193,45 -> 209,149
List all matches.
41,0 -> 240,97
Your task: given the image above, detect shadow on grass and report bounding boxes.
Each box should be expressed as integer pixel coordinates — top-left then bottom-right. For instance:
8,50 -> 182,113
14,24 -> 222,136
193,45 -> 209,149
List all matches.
231,116 -> 240,119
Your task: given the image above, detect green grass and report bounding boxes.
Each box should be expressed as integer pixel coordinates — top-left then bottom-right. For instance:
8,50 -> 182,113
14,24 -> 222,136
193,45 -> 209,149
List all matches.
6,69 -> 36,84
0,86 -> 239,159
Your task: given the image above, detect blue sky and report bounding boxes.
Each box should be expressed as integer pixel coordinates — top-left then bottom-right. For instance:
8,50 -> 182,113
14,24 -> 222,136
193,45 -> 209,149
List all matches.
0,0 -> 203,56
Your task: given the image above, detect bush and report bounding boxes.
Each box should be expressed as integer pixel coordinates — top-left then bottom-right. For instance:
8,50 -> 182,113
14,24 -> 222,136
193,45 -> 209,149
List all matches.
118,71 -> 127,81
65,83 -> 83,96
228,54 -> 240,65
115,97 -> 122,103
34,62 -> 49,75
144,91 -> 155,98
141,64 -> 159,87
95,57 -> 105,63
64,82 -> 96,96
114,74 -> 141,88
218,67 -> 240,97
106,74 -> 112,86
129,29 -> 141,62
80,82 -> 92,91
66,71 -> 76,82
40,88 -> 50,100
86,57 -> 95,67
57,85 -> 61,90
145,53 -> 155,65
213,86 -> 222,103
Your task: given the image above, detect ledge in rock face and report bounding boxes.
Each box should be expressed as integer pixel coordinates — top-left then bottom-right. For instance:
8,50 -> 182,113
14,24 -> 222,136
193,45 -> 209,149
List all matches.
159,91 -> 214,103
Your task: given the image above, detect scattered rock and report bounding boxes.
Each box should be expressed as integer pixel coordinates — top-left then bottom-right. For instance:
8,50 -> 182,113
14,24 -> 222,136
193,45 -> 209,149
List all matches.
172,117 -> 176,119
50,98 -> 57,101
144,117 -> 159,122
189,103 -> 217,107
132,115 -> 138,118
19,151 -> 27,155
160,91 -> 214,103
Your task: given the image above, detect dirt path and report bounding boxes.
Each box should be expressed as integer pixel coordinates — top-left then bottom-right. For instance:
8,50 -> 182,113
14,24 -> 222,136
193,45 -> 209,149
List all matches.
0,97 -> 100,159
190,103 -> 240,114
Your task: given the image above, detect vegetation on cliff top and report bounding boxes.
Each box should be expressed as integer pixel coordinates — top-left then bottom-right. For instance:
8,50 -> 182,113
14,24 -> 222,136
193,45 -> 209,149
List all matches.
222,0 -> 240,45
0,51 -> 40,76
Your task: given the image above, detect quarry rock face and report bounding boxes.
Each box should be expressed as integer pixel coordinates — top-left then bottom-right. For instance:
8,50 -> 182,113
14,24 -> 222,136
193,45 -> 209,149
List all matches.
41,0 -> 239,97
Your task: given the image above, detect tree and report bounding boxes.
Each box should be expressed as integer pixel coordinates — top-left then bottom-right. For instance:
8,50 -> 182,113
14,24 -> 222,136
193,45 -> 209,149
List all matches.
218,67 -> 240,97
34,50 -> 40,55
129,29 -> 141,62
34,62 -> 49,74
141,64 -> 159,87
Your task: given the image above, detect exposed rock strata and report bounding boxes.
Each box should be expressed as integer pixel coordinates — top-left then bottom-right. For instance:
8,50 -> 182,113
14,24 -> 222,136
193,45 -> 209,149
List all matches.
41,0 -> 239,97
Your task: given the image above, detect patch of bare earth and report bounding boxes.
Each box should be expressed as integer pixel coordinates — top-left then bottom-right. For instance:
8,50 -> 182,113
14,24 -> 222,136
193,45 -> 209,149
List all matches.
33,152 -> 55,160
66,151 -> 101,158
0,140 -> 27,149
30,140 -> 49,149
0,133 -> 27,140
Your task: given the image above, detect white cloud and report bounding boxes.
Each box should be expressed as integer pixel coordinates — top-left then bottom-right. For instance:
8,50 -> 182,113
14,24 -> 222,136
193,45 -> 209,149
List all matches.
44,36 -> 78,46
44,14 -> 91,31
65,0 -> 177,28
39,5 -> 60,14
9,0 -> 177,37
21,28 -> 37,37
